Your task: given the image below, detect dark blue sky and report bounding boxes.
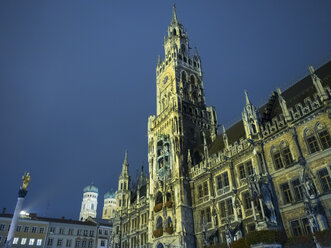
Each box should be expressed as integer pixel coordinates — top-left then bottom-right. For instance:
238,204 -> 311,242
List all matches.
0,1 -> 330,219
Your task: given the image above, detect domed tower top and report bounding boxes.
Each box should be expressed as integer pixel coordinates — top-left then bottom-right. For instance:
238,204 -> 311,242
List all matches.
83,184 -> 98,194
102,189 -> 117,220
104,191 -> 116,199
79,183 -> 98,221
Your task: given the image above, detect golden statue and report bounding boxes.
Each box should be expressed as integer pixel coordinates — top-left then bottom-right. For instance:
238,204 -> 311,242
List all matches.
21,172 -> 31,190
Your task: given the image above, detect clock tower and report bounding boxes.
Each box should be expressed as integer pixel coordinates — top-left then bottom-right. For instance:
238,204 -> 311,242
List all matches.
147,5 -> 218,247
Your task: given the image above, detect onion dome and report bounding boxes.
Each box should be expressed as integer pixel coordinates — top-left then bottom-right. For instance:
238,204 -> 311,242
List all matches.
104,191 -> 116,199
83,184 -> 98,193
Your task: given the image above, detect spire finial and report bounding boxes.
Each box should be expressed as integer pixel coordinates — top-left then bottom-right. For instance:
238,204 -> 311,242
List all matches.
124,150 -> 128,165
244,90 -> 251,105
222,125 -> 226,134
194,47 -> 199,57
172,4 -> 178,23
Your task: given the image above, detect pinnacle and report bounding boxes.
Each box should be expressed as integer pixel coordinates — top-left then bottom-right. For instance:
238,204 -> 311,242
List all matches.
123,150 -> 128,165
244,90 -> 251,105
172,3 -> 178,23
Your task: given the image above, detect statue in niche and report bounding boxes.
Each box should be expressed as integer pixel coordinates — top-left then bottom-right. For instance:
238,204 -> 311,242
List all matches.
224,216 -> 243,246
233,190 -> 243,220
247,174 -> 277,225
260,180 -> 277,224
301,167 -> 317,199
304,201 -> 319,233
201,216 -> 209,246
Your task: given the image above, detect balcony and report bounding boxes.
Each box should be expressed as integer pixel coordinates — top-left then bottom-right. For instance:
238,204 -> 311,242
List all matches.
153,228 -> 163,238
153,203 -> 163,213
165,201 -> 173,208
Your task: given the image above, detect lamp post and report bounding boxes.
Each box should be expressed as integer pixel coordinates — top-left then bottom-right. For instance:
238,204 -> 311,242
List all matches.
4,172 -> 31,248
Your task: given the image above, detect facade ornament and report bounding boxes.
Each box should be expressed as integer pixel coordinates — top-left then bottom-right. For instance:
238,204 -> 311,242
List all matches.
277,88 -> 292,122
309,65 -> 329,102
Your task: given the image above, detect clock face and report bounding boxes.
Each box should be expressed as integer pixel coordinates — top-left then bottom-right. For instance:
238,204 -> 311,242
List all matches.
163,76 -> 168,84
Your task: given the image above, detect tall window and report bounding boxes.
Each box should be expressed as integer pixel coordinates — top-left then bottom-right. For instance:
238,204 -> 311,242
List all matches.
226,198 -> 234,216
66,240 -> 72,247
13,237 -> 19,244
319,130 -> 331,149
243,192 -> 251,209
291,179 -> 303,201
0,224 -> 5,231
318,168 -> 331,192
281,183 -> 293,204
273,151 -> 283,170
282,147 -> 293,166
216,172 -> 229,190
29,239 -> 34,245
316,123 -> 331,150
246,161 -> 254,176
88,240 -> 93,248
238,160 -> 254,179
239,164 -> 246,179
305,129 -> 320,154
57,239 -> 63,247
47,238 -> 53,246
203,182 -> 209,196
219,201 -> 226,218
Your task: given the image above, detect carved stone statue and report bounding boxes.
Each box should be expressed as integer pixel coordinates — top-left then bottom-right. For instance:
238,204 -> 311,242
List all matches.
301,168 -> 317,199
260,181 -> 277,224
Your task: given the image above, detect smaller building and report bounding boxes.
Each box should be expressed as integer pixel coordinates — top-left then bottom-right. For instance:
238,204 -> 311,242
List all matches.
0,211 -> 113,248
79,184 -> 99,221
0,212 -> 49,247
102,191 -> 116,220
44,217 -> 97,248
86,217 -> 113,248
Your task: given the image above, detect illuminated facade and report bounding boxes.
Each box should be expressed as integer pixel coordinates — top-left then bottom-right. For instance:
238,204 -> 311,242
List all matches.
102,191 -> 117,220
112,6 -> 331,248
79,184 -> 98,221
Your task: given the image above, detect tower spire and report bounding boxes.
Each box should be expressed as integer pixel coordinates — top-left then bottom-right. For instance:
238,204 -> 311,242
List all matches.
172,4 -> 178,23
244,90 -> 251,105
121,150 -> 129,178
124,150 -> 128,165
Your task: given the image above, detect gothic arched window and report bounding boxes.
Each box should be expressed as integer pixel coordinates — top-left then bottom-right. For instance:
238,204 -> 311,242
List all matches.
280,141 -> 293,167
157,243 -> 164,248
156,216 -> 163,229
155,191 -> 163,205
271,146 -> 283,170
173,29 -> 176,36
316,123 -> 331,150
304,128 -> 320,154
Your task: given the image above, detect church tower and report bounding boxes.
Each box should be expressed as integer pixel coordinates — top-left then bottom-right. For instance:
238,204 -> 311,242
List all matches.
147,5 -> 218,247
102,190 -> 117,220
116,151 -> 130,211
79,184 -> 98,221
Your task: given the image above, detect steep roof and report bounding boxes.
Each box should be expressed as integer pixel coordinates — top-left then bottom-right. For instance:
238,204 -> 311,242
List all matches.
208,60 -> 331,155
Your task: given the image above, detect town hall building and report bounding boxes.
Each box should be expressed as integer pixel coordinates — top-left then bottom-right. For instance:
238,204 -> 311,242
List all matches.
112,5 -> 331,248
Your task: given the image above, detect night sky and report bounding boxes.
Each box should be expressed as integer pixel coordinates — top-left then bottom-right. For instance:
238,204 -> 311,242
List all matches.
1,1 -> 331,220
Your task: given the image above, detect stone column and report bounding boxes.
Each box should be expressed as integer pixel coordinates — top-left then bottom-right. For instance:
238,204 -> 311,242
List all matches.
5,173 -> 30,248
